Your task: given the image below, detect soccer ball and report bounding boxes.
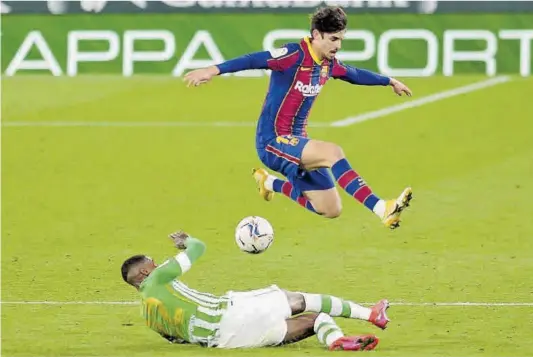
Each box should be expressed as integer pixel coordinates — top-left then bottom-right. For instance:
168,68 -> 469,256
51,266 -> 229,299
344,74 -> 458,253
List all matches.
235,216 -> 274,254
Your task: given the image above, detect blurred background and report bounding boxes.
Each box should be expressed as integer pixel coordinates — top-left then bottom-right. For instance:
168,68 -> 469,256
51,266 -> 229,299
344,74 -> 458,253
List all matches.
1,1 -> 532,357
2,0 -> 533,77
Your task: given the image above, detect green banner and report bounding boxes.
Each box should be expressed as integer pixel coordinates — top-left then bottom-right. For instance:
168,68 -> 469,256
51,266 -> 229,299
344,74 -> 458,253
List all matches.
2,13 -> 532,77
4,1 -> 533,14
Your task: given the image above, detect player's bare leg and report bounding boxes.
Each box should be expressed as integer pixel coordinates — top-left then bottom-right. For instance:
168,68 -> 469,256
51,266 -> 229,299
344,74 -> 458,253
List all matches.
284,291 -> 390,330
301,139 -> 413,229
280,313 -> 318,345
301,188 -> 342,218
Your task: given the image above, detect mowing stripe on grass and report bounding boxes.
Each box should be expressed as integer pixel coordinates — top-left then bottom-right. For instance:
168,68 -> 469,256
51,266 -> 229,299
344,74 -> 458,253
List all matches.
1,76 -> 513,129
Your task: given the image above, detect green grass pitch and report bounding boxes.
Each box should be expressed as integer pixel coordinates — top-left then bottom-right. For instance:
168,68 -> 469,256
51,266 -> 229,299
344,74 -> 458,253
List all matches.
2,74 -> 532,357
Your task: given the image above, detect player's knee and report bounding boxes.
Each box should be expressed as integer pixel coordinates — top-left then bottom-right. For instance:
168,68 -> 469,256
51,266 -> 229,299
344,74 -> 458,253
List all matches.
284,291 -> 305,314
325,143 -> 345,166
316,201 -> 342,218
331,144 -> 345,161
322,205 -> 342,219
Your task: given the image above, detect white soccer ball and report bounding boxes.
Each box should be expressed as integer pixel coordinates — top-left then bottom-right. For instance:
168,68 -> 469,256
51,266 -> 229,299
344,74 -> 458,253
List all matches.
235,216 -> 274,254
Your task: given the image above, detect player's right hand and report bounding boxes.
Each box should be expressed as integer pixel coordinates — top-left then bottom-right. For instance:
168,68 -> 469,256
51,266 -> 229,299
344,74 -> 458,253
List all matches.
169,230 -> 190,249
183,66 -> 220,87
389,78 -> 412,97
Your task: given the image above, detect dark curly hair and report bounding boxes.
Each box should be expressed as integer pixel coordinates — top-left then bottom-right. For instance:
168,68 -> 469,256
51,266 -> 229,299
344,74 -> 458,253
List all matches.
310,6 -> 347,35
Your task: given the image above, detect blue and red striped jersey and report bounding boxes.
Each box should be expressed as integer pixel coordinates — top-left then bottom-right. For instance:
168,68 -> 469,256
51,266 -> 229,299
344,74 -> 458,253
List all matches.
216,37 -> 390,146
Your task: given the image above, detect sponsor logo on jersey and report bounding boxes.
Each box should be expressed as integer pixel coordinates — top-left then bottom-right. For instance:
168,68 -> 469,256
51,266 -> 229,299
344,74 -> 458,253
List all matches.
294,80 -> 323,97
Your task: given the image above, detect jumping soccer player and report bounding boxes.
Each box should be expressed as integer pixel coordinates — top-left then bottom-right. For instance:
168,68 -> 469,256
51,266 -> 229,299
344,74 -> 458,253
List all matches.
121,230 -> 391,350
184,6 -> 413,229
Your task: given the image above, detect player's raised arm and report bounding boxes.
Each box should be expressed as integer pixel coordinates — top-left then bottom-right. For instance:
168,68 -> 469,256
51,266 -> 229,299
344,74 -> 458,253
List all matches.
332,59 -> 412,96
151,231 -> 206,284
184,44 -> 300,87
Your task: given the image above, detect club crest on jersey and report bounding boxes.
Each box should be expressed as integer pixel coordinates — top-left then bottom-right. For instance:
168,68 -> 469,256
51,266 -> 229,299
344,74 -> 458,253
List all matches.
321,66 -> 328,77
276,135 -> 300,146
294,80 -> 323,97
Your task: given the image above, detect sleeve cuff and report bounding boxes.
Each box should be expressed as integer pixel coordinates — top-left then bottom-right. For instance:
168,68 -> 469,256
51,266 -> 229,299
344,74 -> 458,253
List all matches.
175,252 -> 192,273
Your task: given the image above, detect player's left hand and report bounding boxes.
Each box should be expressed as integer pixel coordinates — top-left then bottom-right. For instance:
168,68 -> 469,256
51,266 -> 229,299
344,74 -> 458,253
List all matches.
389,78 -> 412,97
169,230 -> 190,249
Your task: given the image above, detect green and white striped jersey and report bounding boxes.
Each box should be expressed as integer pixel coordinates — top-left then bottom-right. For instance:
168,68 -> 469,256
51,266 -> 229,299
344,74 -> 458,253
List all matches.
139,237 -> 226,347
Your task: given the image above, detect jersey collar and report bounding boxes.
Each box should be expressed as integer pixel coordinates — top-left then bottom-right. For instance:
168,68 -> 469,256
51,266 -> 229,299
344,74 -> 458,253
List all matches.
303,37 -> 322,65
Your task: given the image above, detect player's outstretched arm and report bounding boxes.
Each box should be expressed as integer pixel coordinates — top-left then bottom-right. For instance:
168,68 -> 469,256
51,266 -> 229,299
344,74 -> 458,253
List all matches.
151,231 -> 206,284
332,60 -> 412,96
184,44 -> 300,87
215,47 -> 295,74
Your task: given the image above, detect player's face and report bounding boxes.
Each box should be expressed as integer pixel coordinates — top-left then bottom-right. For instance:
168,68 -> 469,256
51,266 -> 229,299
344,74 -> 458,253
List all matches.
314,30 -> 345,60
139,257 -> 157,277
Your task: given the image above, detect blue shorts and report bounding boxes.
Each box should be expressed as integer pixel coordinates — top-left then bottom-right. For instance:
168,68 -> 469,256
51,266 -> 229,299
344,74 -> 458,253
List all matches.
257,135 -> 335,196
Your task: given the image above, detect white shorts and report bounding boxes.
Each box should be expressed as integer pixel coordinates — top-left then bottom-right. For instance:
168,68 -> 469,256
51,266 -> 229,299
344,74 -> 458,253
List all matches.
215,285 -> 292,349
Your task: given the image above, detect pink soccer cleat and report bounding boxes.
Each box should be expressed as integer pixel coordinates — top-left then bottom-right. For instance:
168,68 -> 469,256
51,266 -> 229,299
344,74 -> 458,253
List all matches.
369,299 -> 390,330
329,335 -> 379,351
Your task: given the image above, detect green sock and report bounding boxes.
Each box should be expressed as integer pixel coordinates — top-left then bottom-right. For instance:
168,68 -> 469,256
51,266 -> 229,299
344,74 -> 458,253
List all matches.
314,313 -> 344,348
302,293 -> 371,320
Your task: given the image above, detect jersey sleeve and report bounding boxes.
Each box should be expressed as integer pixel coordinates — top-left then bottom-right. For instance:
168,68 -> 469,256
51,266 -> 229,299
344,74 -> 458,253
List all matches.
216,43 -> 300,74
150,237 -> 206,285
331,59 -> 391,86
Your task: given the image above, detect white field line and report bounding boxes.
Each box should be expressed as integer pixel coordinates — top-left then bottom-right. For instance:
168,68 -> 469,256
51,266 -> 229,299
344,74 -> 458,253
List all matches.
2,76 -> 511,129
1,301 -> 532,306
330,76 -> 511,127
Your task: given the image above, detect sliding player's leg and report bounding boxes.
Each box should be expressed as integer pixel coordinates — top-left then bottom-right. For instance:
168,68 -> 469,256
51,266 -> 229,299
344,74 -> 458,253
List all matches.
282,313 -> 379,351
280,313 -> 318,345
301,139 -> 413,229
284,290 -> 390,330
215,285 -> 293,349
216,285 -> 381,350
312,313 -> 379,351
